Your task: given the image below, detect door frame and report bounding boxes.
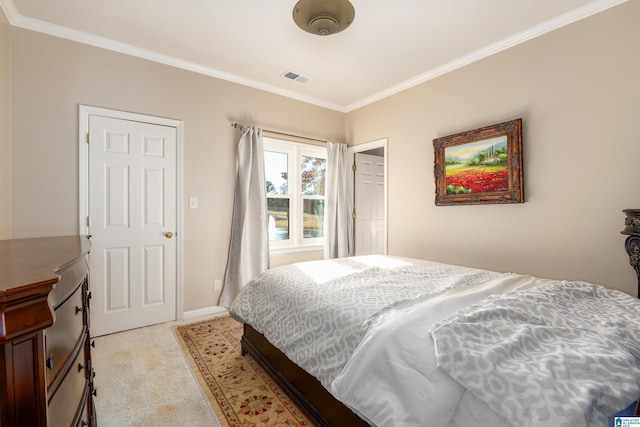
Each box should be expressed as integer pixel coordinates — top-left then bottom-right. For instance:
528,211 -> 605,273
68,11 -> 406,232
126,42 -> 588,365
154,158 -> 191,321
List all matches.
78,105 -> 184,321
348,138 -> 388,255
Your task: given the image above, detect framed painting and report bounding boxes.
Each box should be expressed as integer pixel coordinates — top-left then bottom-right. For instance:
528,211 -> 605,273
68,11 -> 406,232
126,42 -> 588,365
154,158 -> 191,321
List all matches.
433,118 -> 523,206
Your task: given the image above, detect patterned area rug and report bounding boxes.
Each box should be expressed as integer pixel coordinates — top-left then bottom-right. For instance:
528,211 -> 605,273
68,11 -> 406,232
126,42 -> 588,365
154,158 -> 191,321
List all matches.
175,315 -> 314,426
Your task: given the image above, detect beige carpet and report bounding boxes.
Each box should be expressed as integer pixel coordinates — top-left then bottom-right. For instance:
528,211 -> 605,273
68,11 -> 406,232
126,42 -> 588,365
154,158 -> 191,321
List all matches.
92,315 -> 224,427
174,316 -> 314,426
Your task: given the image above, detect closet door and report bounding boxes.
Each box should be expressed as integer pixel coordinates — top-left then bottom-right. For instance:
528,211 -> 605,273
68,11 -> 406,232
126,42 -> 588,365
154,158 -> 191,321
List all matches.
354,152 -> 385,255
88,114 -> 177,336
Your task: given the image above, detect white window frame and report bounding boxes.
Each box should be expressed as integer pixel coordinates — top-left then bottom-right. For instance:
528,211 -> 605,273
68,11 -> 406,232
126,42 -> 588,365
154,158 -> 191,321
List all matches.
264,136 -> 326,253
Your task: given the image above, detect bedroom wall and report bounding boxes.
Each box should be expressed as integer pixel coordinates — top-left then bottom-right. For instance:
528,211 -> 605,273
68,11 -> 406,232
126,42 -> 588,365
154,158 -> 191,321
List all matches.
9,28 -> 343,311
0,9 -> 10,239
346,1 -> 640,296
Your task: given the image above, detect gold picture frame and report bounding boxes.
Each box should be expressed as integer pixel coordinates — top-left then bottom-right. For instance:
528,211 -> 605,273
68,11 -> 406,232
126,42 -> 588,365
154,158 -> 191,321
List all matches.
434,118 -> 524,206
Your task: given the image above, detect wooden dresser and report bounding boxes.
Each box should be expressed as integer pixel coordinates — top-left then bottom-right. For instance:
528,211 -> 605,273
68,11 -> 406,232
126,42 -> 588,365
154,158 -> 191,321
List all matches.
0,236 -> 95,427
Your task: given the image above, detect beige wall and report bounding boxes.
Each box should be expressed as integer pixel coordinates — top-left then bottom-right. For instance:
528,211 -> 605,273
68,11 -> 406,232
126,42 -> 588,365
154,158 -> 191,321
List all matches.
0,9 -> 10,239
9,28 -> 344,311
346,1 -> 640,296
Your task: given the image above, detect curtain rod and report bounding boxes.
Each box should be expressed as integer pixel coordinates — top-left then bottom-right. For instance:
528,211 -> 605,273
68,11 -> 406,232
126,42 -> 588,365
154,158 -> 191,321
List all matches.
231,122 -> 327,144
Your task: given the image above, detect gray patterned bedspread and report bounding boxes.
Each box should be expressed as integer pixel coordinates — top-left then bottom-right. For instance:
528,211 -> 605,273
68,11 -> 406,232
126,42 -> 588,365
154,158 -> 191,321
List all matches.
430,280 -> 640,427
230,255 -> 503,389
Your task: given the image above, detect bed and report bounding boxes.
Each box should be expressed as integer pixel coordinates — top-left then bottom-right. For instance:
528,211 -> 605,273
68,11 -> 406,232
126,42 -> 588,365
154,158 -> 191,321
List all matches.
229,255 -> 640,427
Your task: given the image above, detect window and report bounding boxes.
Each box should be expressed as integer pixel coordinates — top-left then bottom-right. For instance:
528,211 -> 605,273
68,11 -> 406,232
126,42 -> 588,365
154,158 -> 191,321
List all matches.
264,137 -> 326,251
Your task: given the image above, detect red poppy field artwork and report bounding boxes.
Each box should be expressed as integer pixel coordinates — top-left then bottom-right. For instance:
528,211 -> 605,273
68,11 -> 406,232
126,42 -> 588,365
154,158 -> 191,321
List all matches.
433,118 -> 523,206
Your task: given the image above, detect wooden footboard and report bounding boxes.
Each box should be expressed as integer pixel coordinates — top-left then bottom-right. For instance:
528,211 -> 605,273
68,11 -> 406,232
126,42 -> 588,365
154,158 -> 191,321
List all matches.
241,324 -> 369,427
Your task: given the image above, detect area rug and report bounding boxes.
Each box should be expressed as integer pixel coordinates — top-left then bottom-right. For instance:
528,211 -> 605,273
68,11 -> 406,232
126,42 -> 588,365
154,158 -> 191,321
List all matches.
175,315 -> 314,427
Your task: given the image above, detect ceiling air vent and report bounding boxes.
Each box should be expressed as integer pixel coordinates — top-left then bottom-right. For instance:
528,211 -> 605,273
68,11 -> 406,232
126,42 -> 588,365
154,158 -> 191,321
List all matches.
282,71 -> 311,83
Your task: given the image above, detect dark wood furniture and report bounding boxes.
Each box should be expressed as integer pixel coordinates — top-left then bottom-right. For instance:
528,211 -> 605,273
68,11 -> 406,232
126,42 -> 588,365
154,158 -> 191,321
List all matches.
623,209 -> 640,297
622,209 -> 640,417
241,324 -> 368,427
0,236 -> 95,427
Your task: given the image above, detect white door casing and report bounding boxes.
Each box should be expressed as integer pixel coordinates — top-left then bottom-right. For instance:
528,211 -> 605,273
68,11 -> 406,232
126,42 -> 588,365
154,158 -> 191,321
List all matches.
79,106 -> 182,336
354,152 -> 385,255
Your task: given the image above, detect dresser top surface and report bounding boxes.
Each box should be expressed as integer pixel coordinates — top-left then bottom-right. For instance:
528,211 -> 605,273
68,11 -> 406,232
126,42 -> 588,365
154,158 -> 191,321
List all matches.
0,235 -> 91,296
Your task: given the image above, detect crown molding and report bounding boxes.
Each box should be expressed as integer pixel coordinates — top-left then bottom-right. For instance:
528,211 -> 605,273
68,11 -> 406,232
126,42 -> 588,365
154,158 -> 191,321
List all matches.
0,0 -> 18,22
0,0 -> 628,114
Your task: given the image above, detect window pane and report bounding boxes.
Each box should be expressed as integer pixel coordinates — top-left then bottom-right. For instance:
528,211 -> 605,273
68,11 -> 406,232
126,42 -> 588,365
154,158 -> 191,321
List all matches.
301,156 -> 326,196
303,199 -> 324,238
267,198 -> 289,240
265,151 -> 288,195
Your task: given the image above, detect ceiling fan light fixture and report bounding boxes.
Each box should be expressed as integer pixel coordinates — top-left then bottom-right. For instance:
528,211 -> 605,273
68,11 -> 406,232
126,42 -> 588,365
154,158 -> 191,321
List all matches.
293,0 -> 355,36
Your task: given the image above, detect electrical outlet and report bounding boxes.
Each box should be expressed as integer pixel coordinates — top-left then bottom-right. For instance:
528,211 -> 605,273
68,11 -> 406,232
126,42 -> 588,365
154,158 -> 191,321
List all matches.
189,197 -> 198,209
214,279 -> 222,291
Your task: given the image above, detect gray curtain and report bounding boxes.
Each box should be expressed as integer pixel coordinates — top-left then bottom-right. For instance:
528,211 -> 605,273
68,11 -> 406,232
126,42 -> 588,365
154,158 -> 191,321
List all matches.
323,141 -> 353,259
220,126 -> 269,307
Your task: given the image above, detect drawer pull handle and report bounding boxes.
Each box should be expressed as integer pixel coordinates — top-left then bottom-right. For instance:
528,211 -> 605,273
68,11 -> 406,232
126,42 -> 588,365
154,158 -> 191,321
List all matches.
46,354 -> 54,370
76,305 -> 85,314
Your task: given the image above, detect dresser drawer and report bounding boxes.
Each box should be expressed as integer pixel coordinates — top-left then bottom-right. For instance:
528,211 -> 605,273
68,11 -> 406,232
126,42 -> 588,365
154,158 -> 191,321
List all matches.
45,283 -> 86,391
47,343 -> 89,427
50,256 -> 88,309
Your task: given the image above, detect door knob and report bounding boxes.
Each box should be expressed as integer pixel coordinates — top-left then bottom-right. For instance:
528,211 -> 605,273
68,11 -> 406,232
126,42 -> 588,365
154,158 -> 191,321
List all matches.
165,231 -> 174,238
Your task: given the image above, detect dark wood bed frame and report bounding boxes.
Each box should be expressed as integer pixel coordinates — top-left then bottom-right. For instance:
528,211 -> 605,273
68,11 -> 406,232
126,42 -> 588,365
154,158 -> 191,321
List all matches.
241,323 -> 369,426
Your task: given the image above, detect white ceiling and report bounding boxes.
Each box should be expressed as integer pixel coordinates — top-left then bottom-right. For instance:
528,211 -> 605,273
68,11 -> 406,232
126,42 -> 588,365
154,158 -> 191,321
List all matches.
0,0 -> 627,112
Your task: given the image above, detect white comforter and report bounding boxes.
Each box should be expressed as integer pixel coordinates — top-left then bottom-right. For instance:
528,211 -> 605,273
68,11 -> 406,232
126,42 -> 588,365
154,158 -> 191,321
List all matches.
230,256 -> 640,426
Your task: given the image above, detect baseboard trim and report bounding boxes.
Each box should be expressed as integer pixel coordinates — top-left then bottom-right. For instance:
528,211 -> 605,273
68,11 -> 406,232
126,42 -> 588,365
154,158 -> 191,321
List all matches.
183,306 -> 228,320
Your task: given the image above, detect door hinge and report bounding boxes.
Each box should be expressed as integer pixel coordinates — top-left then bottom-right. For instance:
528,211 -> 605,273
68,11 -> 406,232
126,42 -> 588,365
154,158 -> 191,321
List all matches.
352,164 -> 357,172
86,133 -> 90,144
86,216 -> 91,227
352,211 -> 356,220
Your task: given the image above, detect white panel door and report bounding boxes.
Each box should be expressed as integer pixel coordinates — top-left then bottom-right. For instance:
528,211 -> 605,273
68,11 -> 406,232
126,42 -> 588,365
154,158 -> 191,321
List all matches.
89,115 -> 177,336
354,153 -> 385,255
